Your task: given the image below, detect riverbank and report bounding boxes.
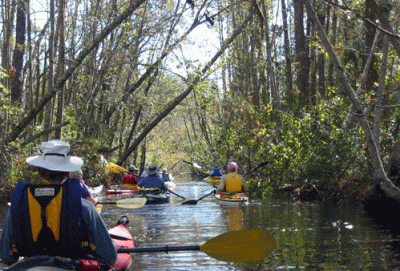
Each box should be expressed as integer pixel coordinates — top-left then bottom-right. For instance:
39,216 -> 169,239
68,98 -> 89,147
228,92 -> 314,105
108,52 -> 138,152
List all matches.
277,177 -> 377,204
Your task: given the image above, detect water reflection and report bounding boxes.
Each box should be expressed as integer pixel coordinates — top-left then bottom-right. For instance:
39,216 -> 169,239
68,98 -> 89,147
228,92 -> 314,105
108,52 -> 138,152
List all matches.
1,176 -> 400,270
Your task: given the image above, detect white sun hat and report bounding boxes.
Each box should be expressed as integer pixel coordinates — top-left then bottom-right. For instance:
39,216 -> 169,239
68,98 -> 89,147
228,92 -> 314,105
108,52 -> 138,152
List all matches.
26,140 -> 84,172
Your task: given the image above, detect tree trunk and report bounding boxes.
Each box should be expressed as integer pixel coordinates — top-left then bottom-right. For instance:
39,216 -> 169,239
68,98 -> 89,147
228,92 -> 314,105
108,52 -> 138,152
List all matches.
43,0 -> 55,141
118,12 -> 253,164
3,0 -> 147,146
303,0 -> 400,201
364,0 -> 379,95
1,0 -> 16,93
55,0 -> 66,139
294,0 -> 309,106
281,0 -> 293,94
373,36 -> 389,146
261,0 -> 280,110
343,30 -> 381,131
10,0 -> 27,104
327,0 -> 337,91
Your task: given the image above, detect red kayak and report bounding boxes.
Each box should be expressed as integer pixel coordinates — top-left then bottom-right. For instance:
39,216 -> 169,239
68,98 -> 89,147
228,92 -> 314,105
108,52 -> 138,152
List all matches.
106,189 -> 138,195
109,216 -> 135,270
5,216 -> 135,271
107,184 -> 139,195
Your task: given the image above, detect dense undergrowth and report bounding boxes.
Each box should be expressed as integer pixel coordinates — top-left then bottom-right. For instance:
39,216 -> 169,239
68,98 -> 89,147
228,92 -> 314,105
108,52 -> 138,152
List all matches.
1,93 -> 399,205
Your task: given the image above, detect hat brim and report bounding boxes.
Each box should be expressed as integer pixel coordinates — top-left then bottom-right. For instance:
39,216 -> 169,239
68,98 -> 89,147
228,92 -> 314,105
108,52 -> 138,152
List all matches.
26,155 -> 83,172
146,168 -> 159,175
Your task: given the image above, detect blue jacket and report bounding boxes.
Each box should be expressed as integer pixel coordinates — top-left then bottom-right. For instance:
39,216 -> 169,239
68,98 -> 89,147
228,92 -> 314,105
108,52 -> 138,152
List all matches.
138,175 -> 168,192
210,168 -> 223,177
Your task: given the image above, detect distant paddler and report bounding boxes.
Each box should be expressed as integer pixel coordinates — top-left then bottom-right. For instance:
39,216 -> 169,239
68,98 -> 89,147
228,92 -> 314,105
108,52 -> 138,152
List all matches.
216,162 -> 248,193
138,165 -> 169,192
207,165 -> 223,178
70,169 -> 99,206
204,165 -> 223,186
161,167 -> 176,191
122,165 -> 141,190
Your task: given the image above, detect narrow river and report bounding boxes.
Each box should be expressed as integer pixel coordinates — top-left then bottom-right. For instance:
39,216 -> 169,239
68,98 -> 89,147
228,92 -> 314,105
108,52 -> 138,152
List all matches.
1,175 -> 400,270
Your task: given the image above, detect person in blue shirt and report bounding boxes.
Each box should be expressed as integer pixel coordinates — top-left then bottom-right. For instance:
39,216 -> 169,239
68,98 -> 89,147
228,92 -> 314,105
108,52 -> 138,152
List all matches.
0,140 -> 117,266
138,165 -> 169,192
208,165 -> 223,177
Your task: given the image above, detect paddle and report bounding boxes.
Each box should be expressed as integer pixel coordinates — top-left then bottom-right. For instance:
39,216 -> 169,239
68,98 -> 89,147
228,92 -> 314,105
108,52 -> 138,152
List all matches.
105,165 -> 121,173
182,160 -> 202,169
118,229 -> 276,262
109,162 -> 129,173
168,189 -> 186,200
98,197 -> 147,209
243,161 -> 269,177
181,190 -> 215,205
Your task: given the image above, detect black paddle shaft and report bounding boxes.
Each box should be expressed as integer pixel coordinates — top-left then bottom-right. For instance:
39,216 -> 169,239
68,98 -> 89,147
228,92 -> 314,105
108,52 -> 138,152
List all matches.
181,190 -> 215,205
118,245 -> 200,253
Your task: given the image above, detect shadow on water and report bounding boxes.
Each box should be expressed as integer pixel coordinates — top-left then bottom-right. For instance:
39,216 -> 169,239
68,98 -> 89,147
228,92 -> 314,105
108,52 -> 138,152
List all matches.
2,176 -> 400,270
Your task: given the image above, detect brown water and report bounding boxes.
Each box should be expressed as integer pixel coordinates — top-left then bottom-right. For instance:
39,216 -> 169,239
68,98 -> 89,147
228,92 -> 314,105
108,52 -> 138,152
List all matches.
1,175 -> 400,270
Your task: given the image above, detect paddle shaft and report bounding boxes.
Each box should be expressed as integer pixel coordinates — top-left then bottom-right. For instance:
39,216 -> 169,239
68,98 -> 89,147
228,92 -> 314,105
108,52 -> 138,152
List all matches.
168,190 -> 185,199
181,190 -> 214,205
198,190 -> 215,201
119,245 -> 200,253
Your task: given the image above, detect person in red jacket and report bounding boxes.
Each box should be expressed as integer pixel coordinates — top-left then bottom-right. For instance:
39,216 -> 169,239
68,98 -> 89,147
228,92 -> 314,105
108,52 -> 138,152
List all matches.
122,165 -> 141,185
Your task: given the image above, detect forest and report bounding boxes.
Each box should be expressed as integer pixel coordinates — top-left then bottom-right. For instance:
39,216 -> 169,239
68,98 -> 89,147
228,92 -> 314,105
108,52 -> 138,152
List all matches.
0,0 -> 400,203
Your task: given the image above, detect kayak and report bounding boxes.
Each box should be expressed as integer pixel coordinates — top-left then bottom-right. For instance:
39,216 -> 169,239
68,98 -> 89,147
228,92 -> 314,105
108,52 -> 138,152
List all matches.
214,192 -> 249,206
144,192 -> 171,204
108,216 -> 135,270
106,184 -> 139,195
203,176 -> 221,186
137,188 -> 170,204
89,184 -> 104,195
5,216 -> 135,271
106,189 -> 139,195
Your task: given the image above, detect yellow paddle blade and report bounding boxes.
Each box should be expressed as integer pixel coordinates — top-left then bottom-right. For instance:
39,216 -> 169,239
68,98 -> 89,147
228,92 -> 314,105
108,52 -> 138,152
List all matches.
106,165 -> 120,173
109,162 -> 128,172
96,204 -> 103,213
200,230 -> 276,263
116,197 -> 147,209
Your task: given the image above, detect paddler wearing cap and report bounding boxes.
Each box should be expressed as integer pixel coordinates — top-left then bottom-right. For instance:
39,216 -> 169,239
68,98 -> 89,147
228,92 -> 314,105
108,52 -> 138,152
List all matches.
0,140 -> 117,266
122,165 -> 141,188
138,164 -> 169,192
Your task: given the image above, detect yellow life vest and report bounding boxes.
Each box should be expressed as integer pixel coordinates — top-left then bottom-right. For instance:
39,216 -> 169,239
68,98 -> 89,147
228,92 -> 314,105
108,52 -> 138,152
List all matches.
225,172 -> 243,193
28,186 -> 63,242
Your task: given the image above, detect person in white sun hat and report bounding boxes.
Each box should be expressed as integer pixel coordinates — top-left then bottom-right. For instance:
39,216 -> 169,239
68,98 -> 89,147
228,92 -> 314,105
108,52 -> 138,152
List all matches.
0,140 -> 117,266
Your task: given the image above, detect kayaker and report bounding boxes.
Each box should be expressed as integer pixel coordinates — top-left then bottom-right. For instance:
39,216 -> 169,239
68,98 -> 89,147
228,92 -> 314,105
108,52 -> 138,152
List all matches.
122,165 -> 141,185
216,162 -> 248,193
161,168 -> 174,182
208,165 -> 223,177
70,169 -> 99,206
0,140 -> 117,266
140,166 -> 149,178
138,165 -> 169,192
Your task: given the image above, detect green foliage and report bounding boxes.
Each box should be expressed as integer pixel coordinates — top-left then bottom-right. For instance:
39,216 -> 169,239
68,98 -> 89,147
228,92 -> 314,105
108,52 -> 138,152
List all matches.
205,94 -> 372,199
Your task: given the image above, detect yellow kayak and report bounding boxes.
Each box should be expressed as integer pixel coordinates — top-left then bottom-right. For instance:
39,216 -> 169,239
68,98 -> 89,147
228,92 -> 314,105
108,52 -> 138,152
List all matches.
214,192 -> 249,206
204,176 -> 221,186
121,183 -> 139,190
